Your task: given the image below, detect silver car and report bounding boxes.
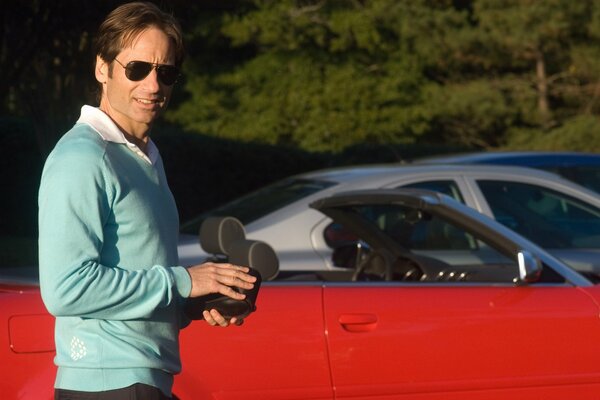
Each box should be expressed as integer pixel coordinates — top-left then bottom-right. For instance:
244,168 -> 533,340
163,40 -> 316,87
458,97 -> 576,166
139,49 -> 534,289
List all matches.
414,151 -> 600,193
178,164 -> 600,278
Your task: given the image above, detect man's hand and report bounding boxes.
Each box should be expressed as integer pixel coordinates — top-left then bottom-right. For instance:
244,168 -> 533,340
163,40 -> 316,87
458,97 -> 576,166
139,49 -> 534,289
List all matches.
186,262 -> 257,327
202,309 -> 245,327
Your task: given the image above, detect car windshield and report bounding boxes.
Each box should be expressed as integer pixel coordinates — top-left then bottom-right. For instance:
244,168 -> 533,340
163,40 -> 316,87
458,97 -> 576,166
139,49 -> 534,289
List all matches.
327,203 -> 565,284
180,178 -> 336,234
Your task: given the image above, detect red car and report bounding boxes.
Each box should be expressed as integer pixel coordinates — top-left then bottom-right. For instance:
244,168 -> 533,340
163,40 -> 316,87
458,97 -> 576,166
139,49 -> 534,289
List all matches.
3,189 -> 600,399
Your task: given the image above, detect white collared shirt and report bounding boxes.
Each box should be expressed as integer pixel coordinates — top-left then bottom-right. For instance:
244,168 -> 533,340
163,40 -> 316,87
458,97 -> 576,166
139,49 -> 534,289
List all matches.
77,105 -> 159,165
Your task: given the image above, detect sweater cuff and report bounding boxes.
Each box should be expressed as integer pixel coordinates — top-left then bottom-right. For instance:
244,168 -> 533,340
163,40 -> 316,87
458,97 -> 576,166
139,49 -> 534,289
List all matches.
171,266 -> 192,298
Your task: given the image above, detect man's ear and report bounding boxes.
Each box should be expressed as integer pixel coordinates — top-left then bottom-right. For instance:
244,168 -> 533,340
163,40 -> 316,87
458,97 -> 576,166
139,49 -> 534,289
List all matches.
95,55 -> 109,84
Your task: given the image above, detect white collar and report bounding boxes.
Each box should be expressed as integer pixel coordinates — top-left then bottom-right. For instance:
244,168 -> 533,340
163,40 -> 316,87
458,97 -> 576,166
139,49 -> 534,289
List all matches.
76,105 -> 159,165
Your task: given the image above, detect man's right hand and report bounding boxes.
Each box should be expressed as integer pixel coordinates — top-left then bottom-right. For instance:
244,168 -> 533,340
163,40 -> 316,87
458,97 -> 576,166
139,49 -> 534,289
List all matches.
185,263 -> 257,327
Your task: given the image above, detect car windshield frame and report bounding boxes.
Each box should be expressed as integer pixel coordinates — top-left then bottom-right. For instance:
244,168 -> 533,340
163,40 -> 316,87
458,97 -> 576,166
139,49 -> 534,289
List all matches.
311,189 -> 593,286
180,177 -> 336,234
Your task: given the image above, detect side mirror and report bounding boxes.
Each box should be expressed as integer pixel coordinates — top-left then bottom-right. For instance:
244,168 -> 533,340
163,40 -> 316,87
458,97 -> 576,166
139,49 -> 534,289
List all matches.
515,250 -> 542,285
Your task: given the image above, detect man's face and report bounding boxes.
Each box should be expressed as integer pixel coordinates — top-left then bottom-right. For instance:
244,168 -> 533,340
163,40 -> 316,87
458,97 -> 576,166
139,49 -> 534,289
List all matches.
96,27 -> 176,138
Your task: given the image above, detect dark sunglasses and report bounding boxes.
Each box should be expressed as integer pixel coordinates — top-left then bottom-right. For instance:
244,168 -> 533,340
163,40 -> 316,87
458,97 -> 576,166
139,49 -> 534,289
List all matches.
113,58 -> 180,86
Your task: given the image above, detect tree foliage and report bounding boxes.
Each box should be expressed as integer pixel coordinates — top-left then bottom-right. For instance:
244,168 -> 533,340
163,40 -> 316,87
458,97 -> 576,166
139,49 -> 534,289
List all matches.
166,0 -> 600,152
2,0 -> 600,153
0,0 -> 128,154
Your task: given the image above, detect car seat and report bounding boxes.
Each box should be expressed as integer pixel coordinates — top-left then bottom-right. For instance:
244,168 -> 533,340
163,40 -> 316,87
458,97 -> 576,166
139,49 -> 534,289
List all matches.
185,216 -> 279,320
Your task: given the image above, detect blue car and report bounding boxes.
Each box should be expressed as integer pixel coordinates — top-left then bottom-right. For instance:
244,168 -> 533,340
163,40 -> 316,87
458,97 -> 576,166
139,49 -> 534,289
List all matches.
415,151 -> 600,193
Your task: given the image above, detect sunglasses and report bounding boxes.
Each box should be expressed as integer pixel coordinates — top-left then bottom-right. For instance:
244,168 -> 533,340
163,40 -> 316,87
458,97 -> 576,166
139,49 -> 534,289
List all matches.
113,58 -> 180,86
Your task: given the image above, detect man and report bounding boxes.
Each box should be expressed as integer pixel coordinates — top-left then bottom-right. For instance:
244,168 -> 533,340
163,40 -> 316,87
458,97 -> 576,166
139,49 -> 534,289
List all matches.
38,3 -> 256,399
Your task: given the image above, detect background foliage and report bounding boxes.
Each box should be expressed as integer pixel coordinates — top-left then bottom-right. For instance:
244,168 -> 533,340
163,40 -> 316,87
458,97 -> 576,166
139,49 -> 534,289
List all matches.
169,0 -> 600,151
1,0 -> 600,265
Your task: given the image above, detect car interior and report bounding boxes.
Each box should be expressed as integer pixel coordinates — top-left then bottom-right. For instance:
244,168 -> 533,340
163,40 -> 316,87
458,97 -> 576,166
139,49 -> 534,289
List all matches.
199,208 -> 567,286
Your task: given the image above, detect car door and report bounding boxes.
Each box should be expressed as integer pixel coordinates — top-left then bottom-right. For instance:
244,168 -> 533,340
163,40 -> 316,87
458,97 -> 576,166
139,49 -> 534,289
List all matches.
315,196 -> 600,399
0,284 -> 57,400
323,284 -> 600,399
175,285 -> 334,400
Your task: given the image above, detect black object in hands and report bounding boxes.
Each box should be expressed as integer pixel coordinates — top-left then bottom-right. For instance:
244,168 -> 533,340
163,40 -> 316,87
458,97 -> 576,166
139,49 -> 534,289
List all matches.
185,267 -> 262,320
186,237 -> 279,321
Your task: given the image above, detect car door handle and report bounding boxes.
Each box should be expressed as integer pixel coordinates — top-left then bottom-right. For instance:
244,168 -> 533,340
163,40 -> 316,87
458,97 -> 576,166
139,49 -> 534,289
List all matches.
338,314 -> 378,332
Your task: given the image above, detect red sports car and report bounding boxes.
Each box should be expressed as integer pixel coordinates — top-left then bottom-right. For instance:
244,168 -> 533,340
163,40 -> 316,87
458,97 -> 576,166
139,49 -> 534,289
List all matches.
3,189 -> 600,399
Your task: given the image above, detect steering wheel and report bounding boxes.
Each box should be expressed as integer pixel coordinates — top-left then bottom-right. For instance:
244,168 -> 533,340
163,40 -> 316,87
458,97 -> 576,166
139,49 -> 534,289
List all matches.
391,256 -> 424,281
351,249 -> 394,281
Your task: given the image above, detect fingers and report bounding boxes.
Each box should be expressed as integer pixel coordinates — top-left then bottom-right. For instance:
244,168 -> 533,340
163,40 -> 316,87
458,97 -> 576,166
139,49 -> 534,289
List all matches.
215,265 -> 255,299
223,265 -> 255,284
217,284 -> 246,300
202,309 -> 244,327
212,262 -> 250,277
187,262 -> 257,298
203,309 -> 227,327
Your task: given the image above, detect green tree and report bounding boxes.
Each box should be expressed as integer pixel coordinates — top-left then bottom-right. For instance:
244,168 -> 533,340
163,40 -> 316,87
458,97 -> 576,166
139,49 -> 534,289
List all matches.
0,0 -> 127,154
0,0 -> 209,155
472,0 -> 594,128
168,0 -> 473,152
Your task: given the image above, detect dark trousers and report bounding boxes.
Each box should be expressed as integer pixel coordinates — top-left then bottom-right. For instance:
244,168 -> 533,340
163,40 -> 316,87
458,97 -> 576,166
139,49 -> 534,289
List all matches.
54,383 -> 172,400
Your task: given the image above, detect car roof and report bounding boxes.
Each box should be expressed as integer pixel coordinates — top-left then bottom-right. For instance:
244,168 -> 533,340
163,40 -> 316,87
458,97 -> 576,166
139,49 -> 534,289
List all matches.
297,163 -> 575,185
414,151 -> 600,167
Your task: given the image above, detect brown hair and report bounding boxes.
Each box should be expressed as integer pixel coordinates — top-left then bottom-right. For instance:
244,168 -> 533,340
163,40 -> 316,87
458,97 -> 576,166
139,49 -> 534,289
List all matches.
94,2 -> 185,100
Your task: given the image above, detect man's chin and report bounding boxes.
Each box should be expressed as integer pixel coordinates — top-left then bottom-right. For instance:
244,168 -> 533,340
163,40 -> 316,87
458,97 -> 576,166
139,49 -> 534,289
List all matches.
135,108 -> 163,124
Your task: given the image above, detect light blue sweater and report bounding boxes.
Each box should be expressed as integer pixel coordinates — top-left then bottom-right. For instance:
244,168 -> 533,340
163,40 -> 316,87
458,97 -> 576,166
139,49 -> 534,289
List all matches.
38,107 -> 192,396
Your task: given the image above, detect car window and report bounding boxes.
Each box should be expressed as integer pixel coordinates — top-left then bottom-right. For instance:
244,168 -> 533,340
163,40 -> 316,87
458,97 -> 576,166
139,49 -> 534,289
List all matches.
545,166 -> 600,194
324,205 -> 475,252
399,180 -> 465,203
477,180 -> 600,249
389,180 -> 471,250
325,203 -> 556,284
180,178 -> 336,234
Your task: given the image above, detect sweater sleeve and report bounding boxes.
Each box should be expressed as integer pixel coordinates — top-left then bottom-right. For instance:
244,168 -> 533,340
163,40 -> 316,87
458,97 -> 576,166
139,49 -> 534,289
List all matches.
38,139 -> 191,320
